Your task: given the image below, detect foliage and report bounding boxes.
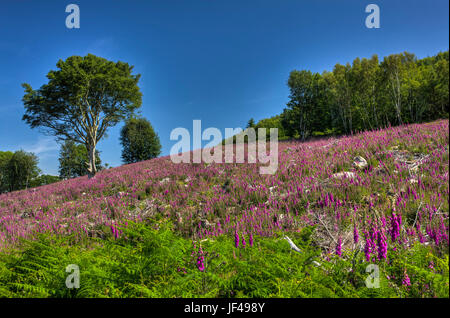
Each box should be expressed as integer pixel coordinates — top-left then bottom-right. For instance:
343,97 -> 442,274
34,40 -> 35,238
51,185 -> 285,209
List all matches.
246,118 -> 256,129
0,151 -> 14,193
29,175 -> 61,188
280,51 -> 449,138
0,221 -> 447,298
22,54 -> 143,177
120,116 -> 161,164
59,140 -> 102,179
255,115 -> 287,139
1,150 -> 40,192
223,115 -> 286,145
1,150 -> 59,192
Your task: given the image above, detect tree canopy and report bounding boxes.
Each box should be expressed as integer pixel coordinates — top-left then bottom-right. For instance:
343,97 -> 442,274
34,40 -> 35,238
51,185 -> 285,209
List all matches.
0,151 -> 14,193
279,51 -> 449,138
1,150 -> 40,192
22,54 -> 143,177
120,117 -> 161,164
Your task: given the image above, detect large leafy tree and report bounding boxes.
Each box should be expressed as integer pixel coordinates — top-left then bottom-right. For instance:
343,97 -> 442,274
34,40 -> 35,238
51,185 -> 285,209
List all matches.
282,71 -> 333,138
120,116 -> 161,164
283,70 -> 309,139
380,52 -> 417,125
22,54 -> 142,178
58,140 -> 102,179
429,52 -> 449,118
348,55 -> 380,131
332,63 -> 353,134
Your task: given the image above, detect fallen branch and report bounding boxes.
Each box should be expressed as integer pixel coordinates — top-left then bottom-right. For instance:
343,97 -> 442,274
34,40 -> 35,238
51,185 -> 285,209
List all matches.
316,214 -> 338,244
284,235 -> 301,253
412,201 -> 423,229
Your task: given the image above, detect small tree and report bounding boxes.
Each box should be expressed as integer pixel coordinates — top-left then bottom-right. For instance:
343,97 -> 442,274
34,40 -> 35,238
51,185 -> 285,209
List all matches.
246,118 -> 256,129
0,151 -> 14,193
58,140 -> 102,179
120,117 -> 161,164
22,54 -> 142,178
5,150 -> 40,191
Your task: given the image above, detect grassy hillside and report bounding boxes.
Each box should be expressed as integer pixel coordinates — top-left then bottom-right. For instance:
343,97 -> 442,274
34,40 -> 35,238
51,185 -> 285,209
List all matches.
0,120 -> 448,297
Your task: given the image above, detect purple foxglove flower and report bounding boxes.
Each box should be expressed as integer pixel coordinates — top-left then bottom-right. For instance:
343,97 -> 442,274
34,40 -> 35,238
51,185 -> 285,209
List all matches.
402,272 -> 411,287
353,225 -> 359,244
377,230 -> 387,260
335,238 -> 342,257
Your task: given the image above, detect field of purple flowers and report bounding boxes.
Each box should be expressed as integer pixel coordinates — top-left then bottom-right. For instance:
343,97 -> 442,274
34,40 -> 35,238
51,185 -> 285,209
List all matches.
1,120 -> 448,261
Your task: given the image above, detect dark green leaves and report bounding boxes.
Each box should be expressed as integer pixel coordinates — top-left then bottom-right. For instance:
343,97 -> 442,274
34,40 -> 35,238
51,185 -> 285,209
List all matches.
120,116 -> 162,164
22,54 -> 143,177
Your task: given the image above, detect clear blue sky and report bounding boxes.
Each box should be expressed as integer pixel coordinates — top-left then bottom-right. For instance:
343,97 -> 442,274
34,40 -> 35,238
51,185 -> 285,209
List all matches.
0,0 -> 448,175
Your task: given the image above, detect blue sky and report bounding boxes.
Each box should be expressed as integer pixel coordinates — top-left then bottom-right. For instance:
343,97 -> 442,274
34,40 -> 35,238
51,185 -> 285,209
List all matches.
0,0 -> 448,175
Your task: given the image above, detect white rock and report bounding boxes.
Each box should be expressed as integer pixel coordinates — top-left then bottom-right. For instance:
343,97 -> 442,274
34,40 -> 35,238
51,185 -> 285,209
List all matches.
353,156 -> 368,169
160,177 -> 170,185
331,171 -> 356,180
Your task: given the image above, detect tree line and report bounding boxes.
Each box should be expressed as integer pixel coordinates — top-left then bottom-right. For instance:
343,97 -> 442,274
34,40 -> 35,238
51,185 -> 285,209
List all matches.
251,50 -> 449,140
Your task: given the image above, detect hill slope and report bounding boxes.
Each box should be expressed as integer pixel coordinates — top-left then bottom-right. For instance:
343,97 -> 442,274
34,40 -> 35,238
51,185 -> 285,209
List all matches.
0,120 -> 448,297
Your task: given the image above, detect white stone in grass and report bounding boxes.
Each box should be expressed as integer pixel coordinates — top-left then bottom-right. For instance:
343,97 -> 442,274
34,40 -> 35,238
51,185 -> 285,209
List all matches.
353,156 -> 368,169
331,171 -> 356,180
160,177 -> 170,185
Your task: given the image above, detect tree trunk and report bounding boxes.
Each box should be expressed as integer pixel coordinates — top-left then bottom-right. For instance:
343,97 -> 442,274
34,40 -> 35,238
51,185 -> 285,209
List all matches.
87,142 -> 97,179
393,71 -> 403,125
372,85 -> 379,128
